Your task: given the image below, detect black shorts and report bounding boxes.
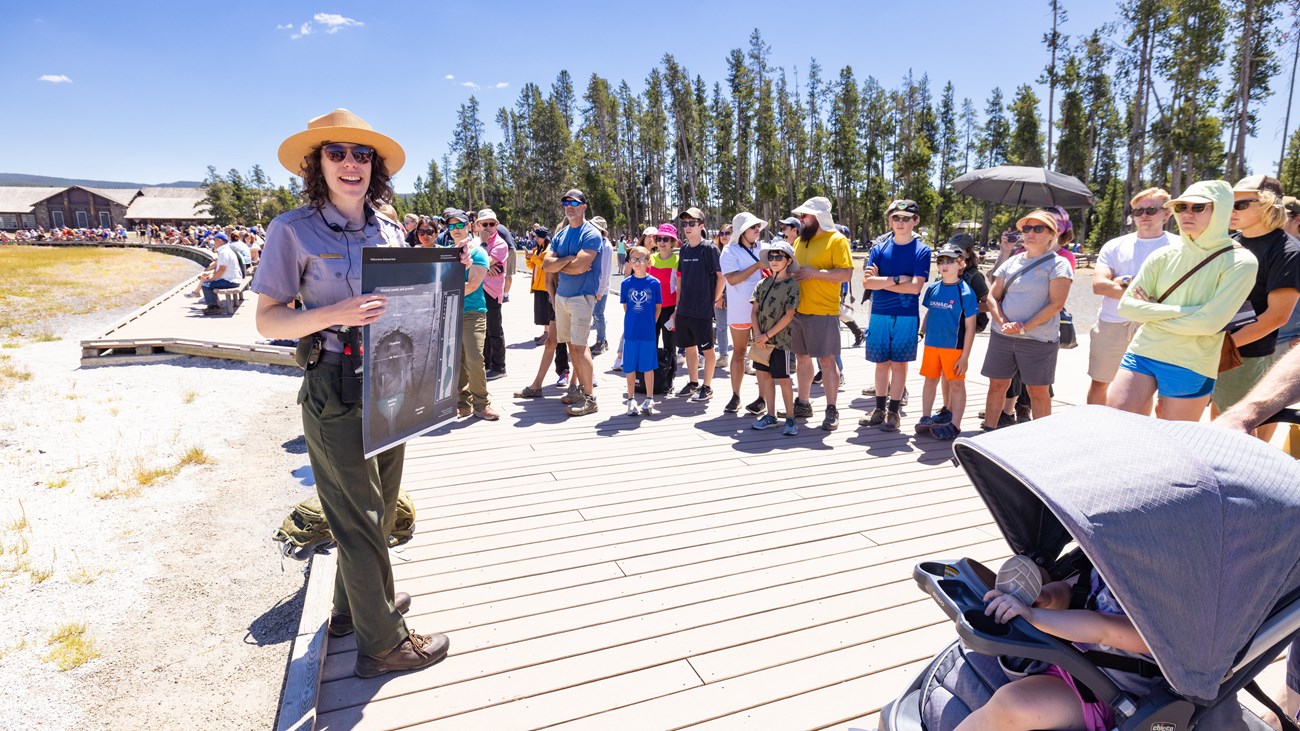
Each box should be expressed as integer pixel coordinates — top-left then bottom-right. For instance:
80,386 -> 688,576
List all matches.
533,290 -> 555,326
676,314 -> 714,350
754,347 -> 790,379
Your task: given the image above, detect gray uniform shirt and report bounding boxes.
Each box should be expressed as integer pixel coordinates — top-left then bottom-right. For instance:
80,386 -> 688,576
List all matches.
251,201 -> 406,353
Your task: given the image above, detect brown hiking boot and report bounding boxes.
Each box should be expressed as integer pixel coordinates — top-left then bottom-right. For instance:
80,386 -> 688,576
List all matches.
457,404 -> 471,417
473,406 -> 500,421
354,630 -> 450,679
565,394 -> 598,416
329,592 -> 411,638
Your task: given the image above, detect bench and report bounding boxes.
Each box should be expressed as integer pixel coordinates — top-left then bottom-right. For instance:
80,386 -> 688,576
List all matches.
1077,253 -> 1097,269
216,276 -> 253,315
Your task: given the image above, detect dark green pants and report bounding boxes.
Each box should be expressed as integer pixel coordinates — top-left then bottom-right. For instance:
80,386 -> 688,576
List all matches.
299,361 -> 407,657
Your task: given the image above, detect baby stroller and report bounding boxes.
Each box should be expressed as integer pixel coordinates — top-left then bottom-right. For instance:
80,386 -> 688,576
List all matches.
880,405 -> 1300,731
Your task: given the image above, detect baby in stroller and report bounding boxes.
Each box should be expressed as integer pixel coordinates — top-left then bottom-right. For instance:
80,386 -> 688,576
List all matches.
958,566 -> 1151,731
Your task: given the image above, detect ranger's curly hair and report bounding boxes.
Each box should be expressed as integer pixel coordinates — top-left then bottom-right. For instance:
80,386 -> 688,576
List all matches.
298,144 -> 394,208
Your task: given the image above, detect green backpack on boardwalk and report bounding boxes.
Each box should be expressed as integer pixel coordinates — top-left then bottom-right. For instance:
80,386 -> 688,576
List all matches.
273,489 -> 417,560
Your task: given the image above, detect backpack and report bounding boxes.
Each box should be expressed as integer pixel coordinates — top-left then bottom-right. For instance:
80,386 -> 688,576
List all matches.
273,488 -> 417,560
635,347 -> 675,395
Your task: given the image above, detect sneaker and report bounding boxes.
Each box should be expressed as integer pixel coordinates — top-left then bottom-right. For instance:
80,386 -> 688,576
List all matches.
934,407 -> 953,424
1016,405 -> 1033,424
556,370 -> 570,388
820,405 -> 839,431
514,385 -> 544,398
534,333 -> 548,345
859,408 -> 886,427
851,332 -> 865,348
783,418 -> 798,436
744,361 -> 755,375
812,370 -> 823,385
566,394 -> 598,416
457,404 -> 472,418
354,631 -> 450,679
882,411 -> 901,432
692,385 -> 713,402
640,398 -> 656,415
751,414 -> 779,430
902,387 -> 910,406
997,411 -> 1018,428
613,356 -> 623,371
626,400 -> 640,416
184,291 -> 199,298
724,394 -> 741,412
744,397 -> 767,415
778,399 -> 814,419
473,406 -> 500,421
915,415 -> 935,434
560,385 -> 584,405
592,341 -> 608,356
676,382 -> 699,398
485,368 -> 506,381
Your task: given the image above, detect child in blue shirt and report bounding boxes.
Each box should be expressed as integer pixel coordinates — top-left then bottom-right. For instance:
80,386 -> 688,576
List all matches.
621,246 -> 663,415
918,243 -> 979,440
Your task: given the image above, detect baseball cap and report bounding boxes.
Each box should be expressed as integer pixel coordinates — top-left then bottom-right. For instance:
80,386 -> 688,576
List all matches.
779,216 -> 800,227
885,199 -> 920,217
561,188 -> 587,204
1233,175 -> 1284,197
1284,196 -> 1300,216
534,226 -> 551,239
681,207 -> 706,221
935,243 -> 965,260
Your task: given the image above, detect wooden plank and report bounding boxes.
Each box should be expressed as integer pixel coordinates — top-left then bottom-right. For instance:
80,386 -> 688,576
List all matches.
274,549 -> 336,731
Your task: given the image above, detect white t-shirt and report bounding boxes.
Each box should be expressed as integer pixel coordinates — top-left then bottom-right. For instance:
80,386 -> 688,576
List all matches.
213,244 -> 244,281
1096,232 -> 1174,323
720,242 -> 764,325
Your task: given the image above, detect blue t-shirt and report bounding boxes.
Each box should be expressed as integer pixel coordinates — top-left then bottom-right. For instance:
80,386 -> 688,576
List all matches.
553,221 -> 604,297
867,235 -> 932,316
620,275 -> 662,342
921,279 -> 978,350
463,245 -> 491,313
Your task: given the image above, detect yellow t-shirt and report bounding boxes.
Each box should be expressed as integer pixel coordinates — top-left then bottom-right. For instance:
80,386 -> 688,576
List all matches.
527,249 -> 548,292
793,230 -> 852,315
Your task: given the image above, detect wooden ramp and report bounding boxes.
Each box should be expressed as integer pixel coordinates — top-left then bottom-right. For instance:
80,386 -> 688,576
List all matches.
280,281 -> 1025,731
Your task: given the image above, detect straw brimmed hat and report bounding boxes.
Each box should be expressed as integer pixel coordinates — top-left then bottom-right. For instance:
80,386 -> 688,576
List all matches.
1015,210 -> 1059,234
277,108 -> 405,176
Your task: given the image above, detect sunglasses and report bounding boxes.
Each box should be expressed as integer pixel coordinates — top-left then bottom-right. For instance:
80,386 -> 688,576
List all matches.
680,220 -> 701,227
1019,224 -> 1051,234
781,223 -> 799,229
1131,206 -> 1163,217
561,199 -> 583,207
479,221 -> 498,228
655,235 -> 675,243
1232,198 -> 1259,211
321,144 -> 374,164
1289,211 -> 1300,219
1172,203 -> 1210,214
766,253 -> 790,261
446,221 -> 468,230
890,214 -> 916,222
718,229 -> 733,235
628,257 -> 649,263
936,257 -> 959,265
416,229 -> 435,235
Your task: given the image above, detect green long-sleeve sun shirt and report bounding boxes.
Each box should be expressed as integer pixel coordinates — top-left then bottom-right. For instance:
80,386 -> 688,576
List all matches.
1118,180 -> 1259,379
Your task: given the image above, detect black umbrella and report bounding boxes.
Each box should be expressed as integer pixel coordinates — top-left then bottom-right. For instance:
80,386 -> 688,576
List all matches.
951,165 -> 1094,209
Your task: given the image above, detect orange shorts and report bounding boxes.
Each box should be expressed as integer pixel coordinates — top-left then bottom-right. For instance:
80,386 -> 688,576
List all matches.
920,346 -> 966,381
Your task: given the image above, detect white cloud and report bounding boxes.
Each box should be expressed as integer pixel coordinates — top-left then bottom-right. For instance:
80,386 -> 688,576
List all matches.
494,82 -> 510,89
444,74 -> 454,80
313,13 -> 363,33
282,13 -> 362,39
462,81 -> 480,90
38,74 -> 72,84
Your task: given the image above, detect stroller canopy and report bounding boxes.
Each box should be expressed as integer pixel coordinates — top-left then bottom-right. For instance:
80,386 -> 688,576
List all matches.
953,406 -> 1300,704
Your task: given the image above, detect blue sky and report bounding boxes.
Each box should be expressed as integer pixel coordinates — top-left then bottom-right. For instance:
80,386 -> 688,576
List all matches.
6,0 -> 1296,193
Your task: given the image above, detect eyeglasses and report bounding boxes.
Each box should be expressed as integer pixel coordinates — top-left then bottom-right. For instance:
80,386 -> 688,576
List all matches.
718,229 -> 733,236
680,220 -> 701,227
1131,206 -> 1163,218
890,215 -> 916,223
446,221 -> 468,230
1019,224 -> 1051,234
628,257 -> 649,263
766,253 -> 790,261
479,221 -> 498,228
321,144 -> 374,164
1172,203 -> 1210,214
1232,199 -> 1259,211
654,235 -> 674,243
561,199 -> 583,207
416,229 -> 435,235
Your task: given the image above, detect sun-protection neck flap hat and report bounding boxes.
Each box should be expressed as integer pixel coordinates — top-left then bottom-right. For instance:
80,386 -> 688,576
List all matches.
1166,180 -> 1234,251
278,108 -> 405,176
953,405 -> 1300,704
730,212 -> 767,242
791,196 -> 835,231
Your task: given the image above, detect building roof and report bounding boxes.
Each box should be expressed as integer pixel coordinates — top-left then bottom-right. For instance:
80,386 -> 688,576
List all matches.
83,187 -> 140,207
125,189 -> 212,221
0,186 -> 66,213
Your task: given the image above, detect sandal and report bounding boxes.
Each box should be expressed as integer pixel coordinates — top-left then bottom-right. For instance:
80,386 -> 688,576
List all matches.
931,423 -> 960,441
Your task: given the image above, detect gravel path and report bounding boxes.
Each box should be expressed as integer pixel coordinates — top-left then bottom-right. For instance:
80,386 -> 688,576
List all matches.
1,286 -> 313,729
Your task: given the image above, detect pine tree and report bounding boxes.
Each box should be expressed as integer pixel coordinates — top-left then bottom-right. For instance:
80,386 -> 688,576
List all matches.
1223,0 -> 1282,180
980,88 -> 1010,168
1007,84 -> 1045,167
936,82 -> 962,239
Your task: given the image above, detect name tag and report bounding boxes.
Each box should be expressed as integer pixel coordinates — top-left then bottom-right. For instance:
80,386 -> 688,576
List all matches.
319,254 -> 344,260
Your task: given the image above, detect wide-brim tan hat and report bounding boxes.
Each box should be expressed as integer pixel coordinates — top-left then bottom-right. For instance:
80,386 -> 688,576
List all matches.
731,212 -> 767,239
1015,210 -> 1059,234
791,196 -> 835,231
278,108 -> 405,176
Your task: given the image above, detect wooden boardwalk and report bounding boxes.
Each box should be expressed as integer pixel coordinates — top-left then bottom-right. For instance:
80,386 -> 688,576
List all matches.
295,277 -> 1028,731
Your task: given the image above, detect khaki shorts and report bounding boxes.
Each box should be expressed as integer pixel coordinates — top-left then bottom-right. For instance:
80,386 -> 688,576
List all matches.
555,294 -> 595,346
1087,319 -> 1140,383
790,313 -> 841,358
1211,354 -> 1275,411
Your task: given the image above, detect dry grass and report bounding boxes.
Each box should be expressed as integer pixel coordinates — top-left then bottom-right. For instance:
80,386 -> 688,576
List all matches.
6,501 -> 30,533
43,623 -> 99,671
0,356 -> 32,384
178,446 -> 212,466
181,388 -> 198,404
93,484 -> 142,500
0,245 -> 200,338
32,332 -> 59,343
0,639 -> 29,659
46,477 -> 69,490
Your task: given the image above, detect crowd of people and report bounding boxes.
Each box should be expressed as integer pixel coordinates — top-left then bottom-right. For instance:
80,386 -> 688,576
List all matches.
0,225 -> 129,243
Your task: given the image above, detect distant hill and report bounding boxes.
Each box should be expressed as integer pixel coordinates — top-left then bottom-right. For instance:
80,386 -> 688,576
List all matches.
0,173 -> 202,189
